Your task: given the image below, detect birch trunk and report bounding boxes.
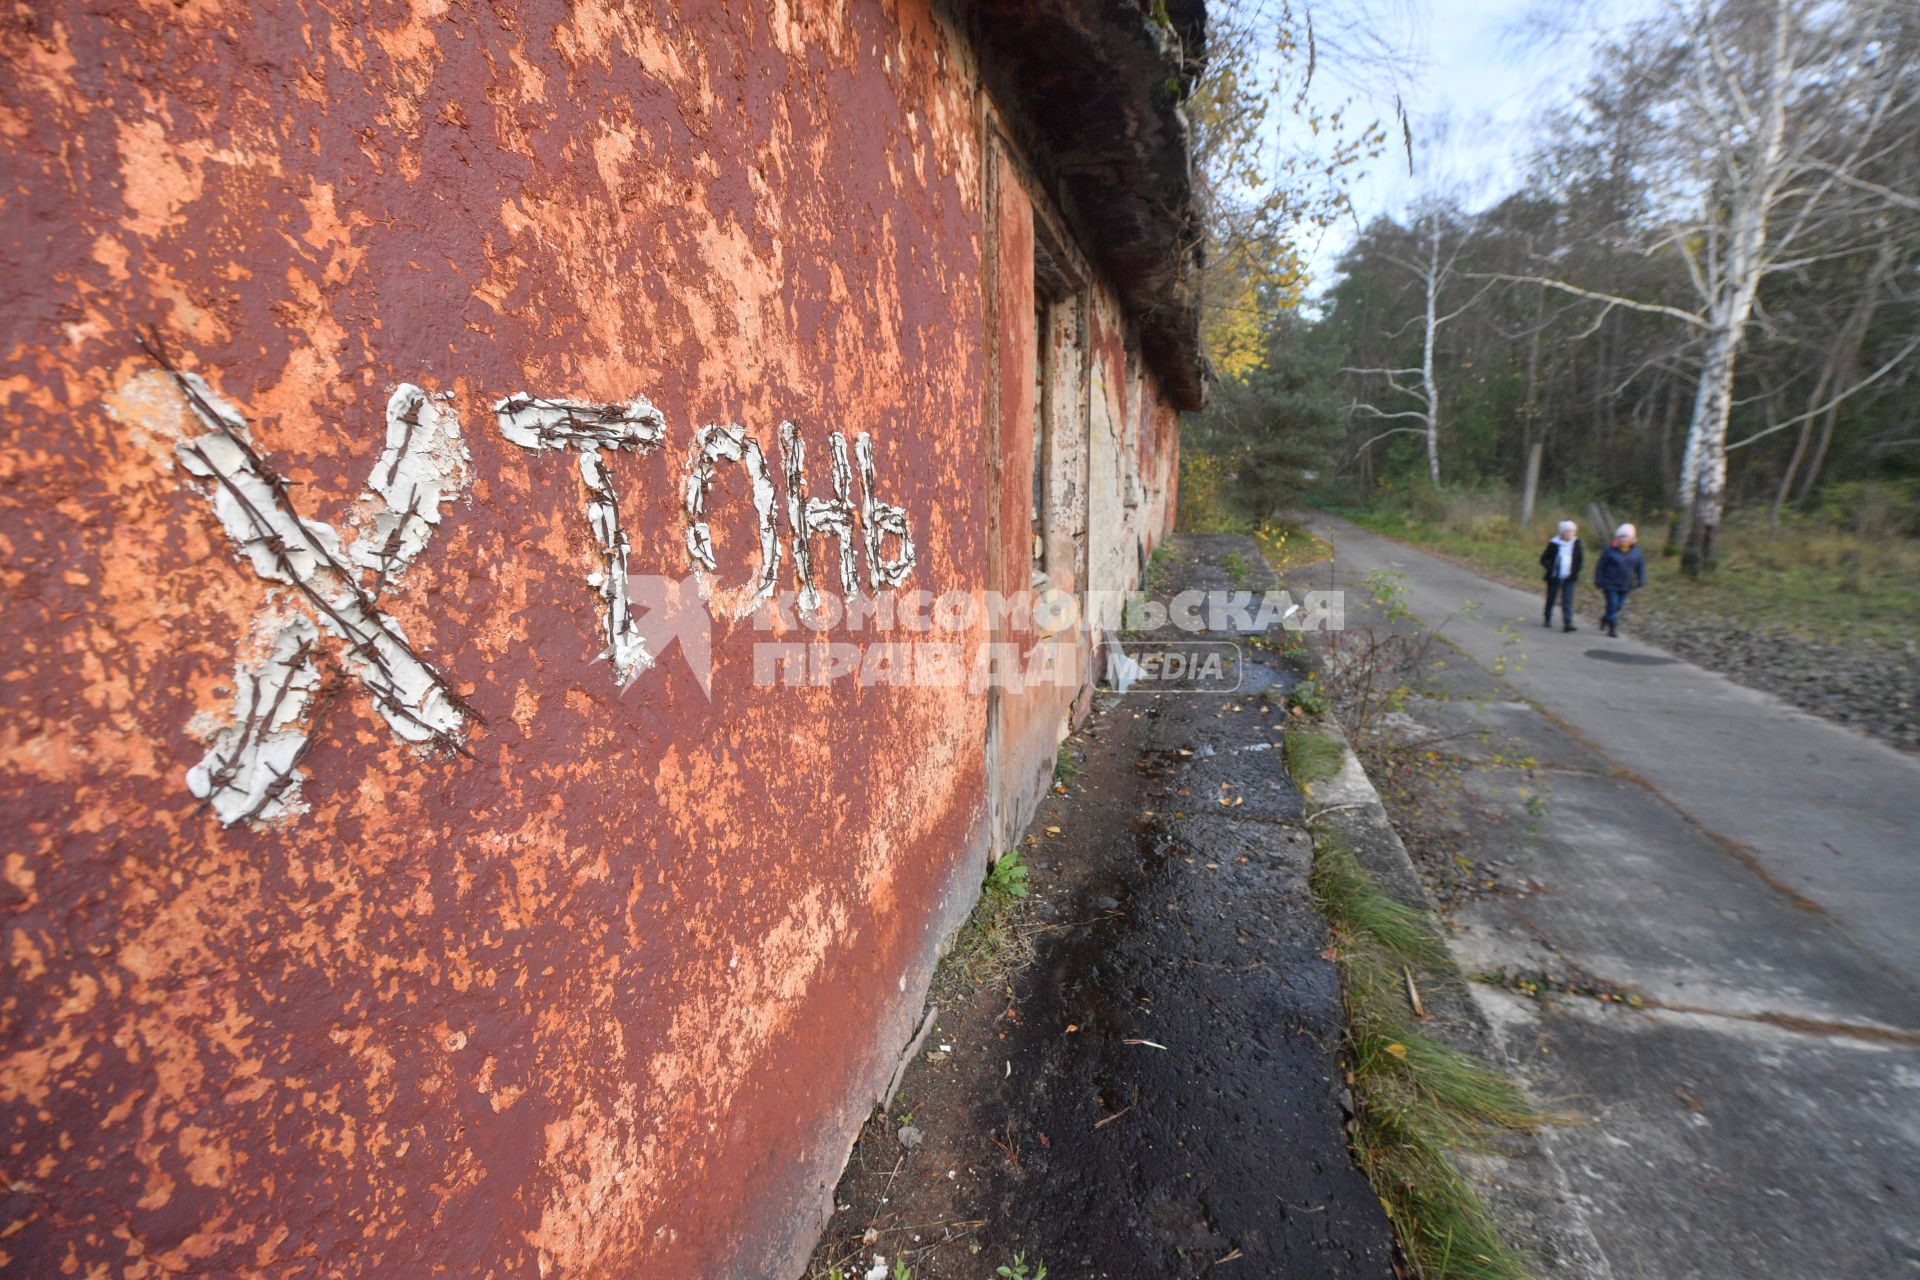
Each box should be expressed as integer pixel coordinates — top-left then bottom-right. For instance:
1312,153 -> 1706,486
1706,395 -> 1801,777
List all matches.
1422,224 -> 1442,487
1676,0 -> 1791,573
1345,213 -> 1458,488
1679,317 -> 1741,572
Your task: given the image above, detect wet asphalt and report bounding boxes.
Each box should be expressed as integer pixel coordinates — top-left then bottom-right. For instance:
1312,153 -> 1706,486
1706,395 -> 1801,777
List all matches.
807,535 -> 1396,1279
957,719 -> 1393,1275
954,536 -> 1395,1277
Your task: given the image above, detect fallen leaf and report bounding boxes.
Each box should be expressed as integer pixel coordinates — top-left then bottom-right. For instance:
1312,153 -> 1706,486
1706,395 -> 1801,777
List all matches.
1384,1042 -> 1408,1059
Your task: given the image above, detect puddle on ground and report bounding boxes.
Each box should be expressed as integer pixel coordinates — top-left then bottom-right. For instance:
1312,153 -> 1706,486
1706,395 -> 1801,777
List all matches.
1583,649 -> 1678,665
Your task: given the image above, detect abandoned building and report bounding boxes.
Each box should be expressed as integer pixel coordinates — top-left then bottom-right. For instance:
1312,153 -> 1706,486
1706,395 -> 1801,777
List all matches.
0,0 -> 1206,1273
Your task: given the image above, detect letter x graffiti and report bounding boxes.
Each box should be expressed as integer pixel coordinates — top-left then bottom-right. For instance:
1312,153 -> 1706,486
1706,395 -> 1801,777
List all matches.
144,336 -> 480,826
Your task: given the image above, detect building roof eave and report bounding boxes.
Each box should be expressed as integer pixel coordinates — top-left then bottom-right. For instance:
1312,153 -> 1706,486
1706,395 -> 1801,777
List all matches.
961,0 -> 1210,411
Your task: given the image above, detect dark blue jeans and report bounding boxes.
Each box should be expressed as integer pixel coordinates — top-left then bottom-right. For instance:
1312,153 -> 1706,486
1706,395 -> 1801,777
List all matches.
1544,577 -> 1575,625
1602,588 -> 1630,628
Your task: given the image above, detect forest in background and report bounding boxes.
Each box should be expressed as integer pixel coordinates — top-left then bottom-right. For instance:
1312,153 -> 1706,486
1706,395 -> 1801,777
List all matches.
1186,0 -> 1920,607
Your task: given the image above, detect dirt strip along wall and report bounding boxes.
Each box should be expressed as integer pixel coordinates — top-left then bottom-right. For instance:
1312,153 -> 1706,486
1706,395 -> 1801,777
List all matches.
0,0 -> 1180,1275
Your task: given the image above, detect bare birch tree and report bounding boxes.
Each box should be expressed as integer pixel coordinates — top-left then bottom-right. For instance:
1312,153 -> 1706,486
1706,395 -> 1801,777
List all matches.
1345,204 -> 1485,486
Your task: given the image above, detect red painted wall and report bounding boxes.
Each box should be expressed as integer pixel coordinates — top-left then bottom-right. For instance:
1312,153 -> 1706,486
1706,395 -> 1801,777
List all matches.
0,1 -> 1182,1274
983,145 -> 1067,848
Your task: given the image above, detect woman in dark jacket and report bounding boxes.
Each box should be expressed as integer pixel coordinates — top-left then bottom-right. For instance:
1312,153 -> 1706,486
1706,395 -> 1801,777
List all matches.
1595,523 -> 1647,638
1538,520 -> 1583,632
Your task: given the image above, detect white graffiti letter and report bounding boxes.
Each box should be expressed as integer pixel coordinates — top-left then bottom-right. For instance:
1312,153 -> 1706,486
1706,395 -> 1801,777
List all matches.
151,342 -> 477,826
493,394 -> 666,685
684,423 -> 781,620
855,432 -> 916,590
778,422 -> 860,616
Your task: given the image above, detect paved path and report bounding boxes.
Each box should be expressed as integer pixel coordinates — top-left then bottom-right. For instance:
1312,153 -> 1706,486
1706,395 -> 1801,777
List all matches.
1307,515 -> 1920,1279
1310,515 -> 1920,991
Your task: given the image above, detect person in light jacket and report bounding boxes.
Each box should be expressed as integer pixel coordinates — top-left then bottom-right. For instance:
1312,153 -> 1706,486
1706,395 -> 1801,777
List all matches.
1538,519 -> 1583,632
1595,523 -> 1647,638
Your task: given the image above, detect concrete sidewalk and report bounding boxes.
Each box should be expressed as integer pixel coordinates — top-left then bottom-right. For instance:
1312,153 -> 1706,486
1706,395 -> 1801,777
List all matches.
1302,515 -> 1920,1278
1307,515 -> 1920,991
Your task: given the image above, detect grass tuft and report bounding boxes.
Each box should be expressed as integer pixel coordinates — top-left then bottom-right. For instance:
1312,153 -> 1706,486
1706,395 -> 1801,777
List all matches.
1283,727 -> 1345,787
1285,677 -> 1330,718
930,850 -> 1040,1003
1352,1077 -> 1531,1280
1054,748 -> 1084,785
1309,829 -> 1547,1280
1310,839 -> 1447,970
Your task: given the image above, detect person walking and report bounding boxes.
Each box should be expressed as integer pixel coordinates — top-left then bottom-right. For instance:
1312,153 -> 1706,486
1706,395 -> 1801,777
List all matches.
1538,519 -> 1583,632
1595,523 -> 1647,638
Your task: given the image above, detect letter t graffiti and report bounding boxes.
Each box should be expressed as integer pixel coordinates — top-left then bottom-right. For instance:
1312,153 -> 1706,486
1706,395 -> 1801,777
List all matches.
494,393 -> 668,685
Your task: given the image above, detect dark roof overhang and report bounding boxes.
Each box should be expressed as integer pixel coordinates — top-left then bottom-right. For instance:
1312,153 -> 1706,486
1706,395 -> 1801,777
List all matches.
959,0 -> 1209,410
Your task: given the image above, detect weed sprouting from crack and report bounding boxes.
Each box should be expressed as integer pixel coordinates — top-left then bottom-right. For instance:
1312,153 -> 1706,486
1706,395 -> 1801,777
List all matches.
929,850 -> 1043,1005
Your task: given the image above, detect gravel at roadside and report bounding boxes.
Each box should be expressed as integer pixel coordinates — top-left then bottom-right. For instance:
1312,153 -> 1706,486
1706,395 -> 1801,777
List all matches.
1623,613 -> 1918,751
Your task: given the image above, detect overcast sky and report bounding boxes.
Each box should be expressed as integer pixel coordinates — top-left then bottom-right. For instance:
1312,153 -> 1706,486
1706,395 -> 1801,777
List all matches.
1297,0 -> 1650,289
